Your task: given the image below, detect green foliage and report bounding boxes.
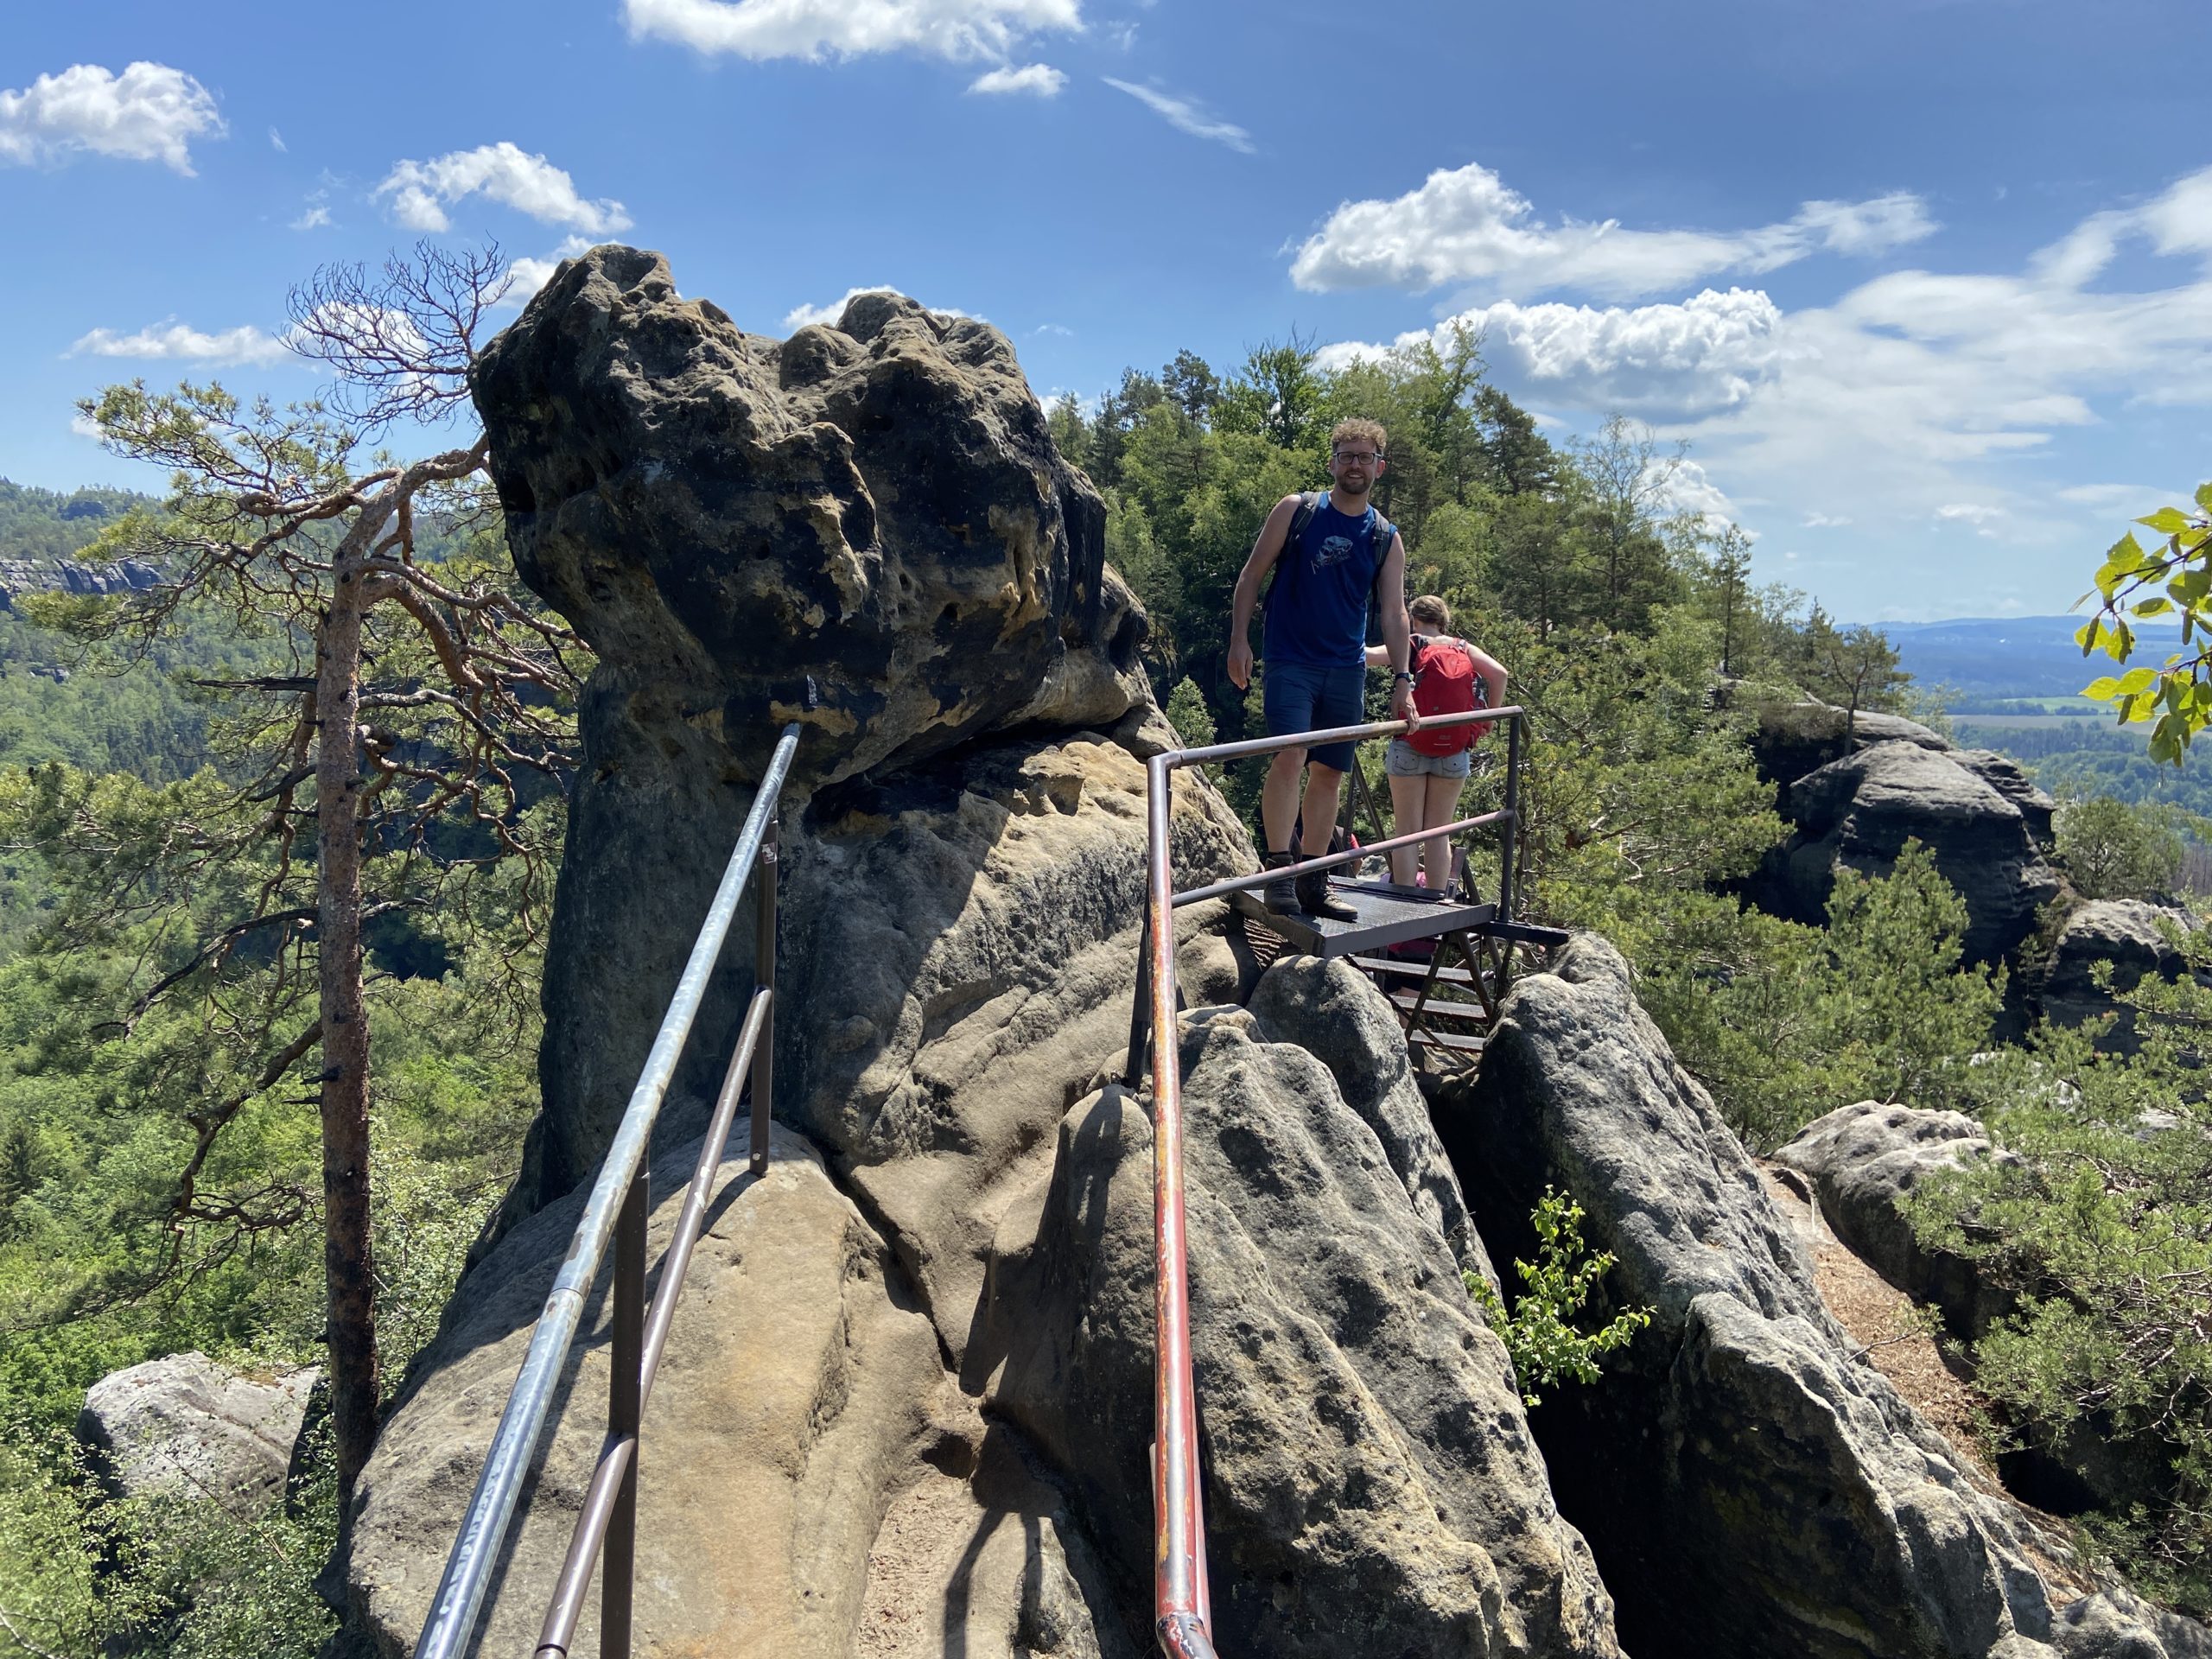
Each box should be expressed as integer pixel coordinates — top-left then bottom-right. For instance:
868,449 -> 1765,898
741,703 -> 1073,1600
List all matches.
2055,792 -> 2187,899
1465,1187 -> 1651,1408
1639,842 -> 2003,1150
1163,677 -> 1215,750
1909,940 -> 2212,1615
0,1424 -> 337,1657
2078,486 -> 2212,764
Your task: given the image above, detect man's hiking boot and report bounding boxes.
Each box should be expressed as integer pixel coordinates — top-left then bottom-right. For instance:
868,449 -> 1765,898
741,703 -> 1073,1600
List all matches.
1296,861 -> 1359,921
1262,852 -> 1299,915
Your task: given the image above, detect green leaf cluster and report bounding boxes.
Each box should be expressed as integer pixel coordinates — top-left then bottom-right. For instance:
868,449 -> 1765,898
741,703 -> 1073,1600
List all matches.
1465,1186 -> 1652,1408
2077,486 -> 2212,765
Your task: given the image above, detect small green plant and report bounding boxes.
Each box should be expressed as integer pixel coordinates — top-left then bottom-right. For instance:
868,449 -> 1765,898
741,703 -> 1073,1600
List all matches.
1465,1187 -> 1652,1407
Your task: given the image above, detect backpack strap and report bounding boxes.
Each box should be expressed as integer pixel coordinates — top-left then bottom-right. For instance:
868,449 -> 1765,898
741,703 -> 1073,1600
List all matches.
1370,510 -> 1397,604
1281,490 -> 1321,561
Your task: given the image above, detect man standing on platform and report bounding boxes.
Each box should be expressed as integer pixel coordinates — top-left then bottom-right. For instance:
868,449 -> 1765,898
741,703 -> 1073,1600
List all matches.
1225,417 -> 1415,918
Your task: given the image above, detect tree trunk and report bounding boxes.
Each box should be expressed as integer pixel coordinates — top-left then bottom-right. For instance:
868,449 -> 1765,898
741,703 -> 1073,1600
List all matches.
316,555 -> 378,1505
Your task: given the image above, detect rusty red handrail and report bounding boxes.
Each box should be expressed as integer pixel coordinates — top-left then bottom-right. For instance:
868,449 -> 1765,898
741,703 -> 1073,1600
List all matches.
1138,703 -> 1523,1657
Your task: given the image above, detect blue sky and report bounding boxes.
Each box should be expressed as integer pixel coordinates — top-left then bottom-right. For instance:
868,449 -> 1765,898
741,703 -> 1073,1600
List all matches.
4,0 -> 2210,621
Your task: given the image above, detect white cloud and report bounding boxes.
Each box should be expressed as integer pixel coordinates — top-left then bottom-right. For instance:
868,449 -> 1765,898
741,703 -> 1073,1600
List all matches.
70,412 -> 103,440
1289,161 -> 1935,296
374,143 -> 630,234
1319,287 -> 1785,416
0,62 -> 224,175
268,125 -> 285,152
968,62 -> 1065,95
504,237 -> 596,305
1314,165 -> 2212,573
70,320 -> 291,367
1936,503 -> 2003,524
1802,512 -> 1852,528
1103,79 -> 1252,152
290,190 -> 332,231
1032,321 -> 1073,336
623,0 -> 1081,61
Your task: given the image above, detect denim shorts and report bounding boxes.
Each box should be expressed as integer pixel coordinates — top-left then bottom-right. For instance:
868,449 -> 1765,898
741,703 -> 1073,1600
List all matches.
1385,736 -> 1471,779
1262,661 -> 1366,771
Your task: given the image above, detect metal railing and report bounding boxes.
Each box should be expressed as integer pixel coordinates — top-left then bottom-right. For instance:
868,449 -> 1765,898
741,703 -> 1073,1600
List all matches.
1136,704 -> 1525,1659
415,720 -> 803,1659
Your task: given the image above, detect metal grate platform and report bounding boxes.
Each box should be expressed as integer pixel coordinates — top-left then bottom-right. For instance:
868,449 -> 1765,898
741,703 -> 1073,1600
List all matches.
1227,879 -> 1496,959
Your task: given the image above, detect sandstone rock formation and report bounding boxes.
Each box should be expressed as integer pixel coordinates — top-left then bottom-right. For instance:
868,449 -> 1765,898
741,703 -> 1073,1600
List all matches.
348,1123 -> 1135,1657
1759,738 -> 2063,962
2040,898 -> 2191,1046
77,1351 -> 315,1515
468,246 -> 1159,1203
1444,935 -> 2196,1659
975,995 -> 1620,1658
0,555 -> 160,609
1751,698 -> 1952,790
1773,1099 -> 2015,1337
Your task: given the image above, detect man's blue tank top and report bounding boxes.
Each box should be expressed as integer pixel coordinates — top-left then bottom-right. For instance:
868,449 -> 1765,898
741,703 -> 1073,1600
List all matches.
1263,493 -> 1387,669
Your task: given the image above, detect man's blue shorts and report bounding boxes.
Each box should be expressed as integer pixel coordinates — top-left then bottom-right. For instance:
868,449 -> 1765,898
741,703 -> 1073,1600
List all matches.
1262,660 -> 1366,771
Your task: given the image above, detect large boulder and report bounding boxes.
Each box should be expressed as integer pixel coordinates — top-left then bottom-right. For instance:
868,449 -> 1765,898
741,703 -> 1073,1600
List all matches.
974,1007 -> 1623,1658
1772,1100 -> 2016,1337
1761,739 -> 2063,963
469,245 -> 1162,1203
346,1123 -> 1130,1657
1444,935 -> 2194,1659
77,1352 -> 315,1516
2039,899 -> 2191,1048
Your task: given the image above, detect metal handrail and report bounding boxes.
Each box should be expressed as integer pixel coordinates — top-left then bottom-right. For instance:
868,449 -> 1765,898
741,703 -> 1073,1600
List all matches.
1137,703 -> 1526,1658
415,721 -> 802,1659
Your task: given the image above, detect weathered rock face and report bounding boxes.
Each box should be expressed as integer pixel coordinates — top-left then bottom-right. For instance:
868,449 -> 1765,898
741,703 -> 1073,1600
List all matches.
347,1124 -> 1133,1657
473,245 -> 1136,796
0,556 -> 161,609
469,245 -> 1158,1202
774,725 -> 1249,1364
1246,953 -> 1500,1291
77,1352 -> 315,1515
1773,1100 -> 2016,1338
975,1000 -> 1622,1659
1751,698 -> 1953,790
1759,738 -> 2063,962
1445,935 -> 2192,1659
2040,899 -> 2191,1046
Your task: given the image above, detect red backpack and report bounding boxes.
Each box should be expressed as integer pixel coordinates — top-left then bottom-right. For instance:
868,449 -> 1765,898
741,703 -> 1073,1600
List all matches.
1405,633 -> 1483,756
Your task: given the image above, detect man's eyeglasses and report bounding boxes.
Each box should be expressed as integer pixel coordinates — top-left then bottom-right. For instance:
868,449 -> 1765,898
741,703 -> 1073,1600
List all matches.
1332,450 -> 1383,466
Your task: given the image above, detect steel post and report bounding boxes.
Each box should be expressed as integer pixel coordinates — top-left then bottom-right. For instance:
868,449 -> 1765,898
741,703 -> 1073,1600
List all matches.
1500,713 -> 1523,921
751,816 -> 779,1177
603,1174 -> 646,1658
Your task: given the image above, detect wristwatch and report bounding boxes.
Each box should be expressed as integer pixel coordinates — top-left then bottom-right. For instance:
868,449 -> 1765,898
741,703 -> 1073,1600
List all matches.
1393,670 -> 1415,683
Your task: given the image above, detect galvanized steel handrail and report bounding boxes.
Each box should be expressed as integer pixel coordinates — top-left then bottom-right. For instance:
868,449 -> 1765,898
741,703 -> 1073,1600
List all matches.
415,721 -> 802,1659
1139,702 -> 1525,1659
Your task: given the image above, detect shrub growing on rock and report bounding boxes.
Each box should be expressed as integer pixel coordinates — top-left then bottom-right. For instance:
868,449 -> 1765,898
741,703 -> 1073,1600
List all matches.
1464,1186 -> 1652,1408
1910,927 -> 2212,1616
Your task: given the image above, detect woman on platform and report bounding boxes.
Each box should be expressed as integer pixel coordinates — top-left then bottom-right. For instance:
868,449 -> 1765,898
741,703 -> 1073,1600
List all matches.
1366,594 -> 1508,893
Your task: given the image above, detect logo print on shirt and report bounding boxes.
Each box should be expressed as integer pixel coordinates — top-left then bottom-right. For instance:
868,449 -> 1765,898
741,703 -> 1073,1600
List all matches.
1312,534 -> 1355,573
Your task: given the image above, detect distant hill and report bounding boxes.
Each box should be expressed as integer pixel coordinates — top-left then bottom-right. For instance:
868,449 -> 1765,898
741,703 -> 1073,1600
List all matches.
1880,615 -> 2184,704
